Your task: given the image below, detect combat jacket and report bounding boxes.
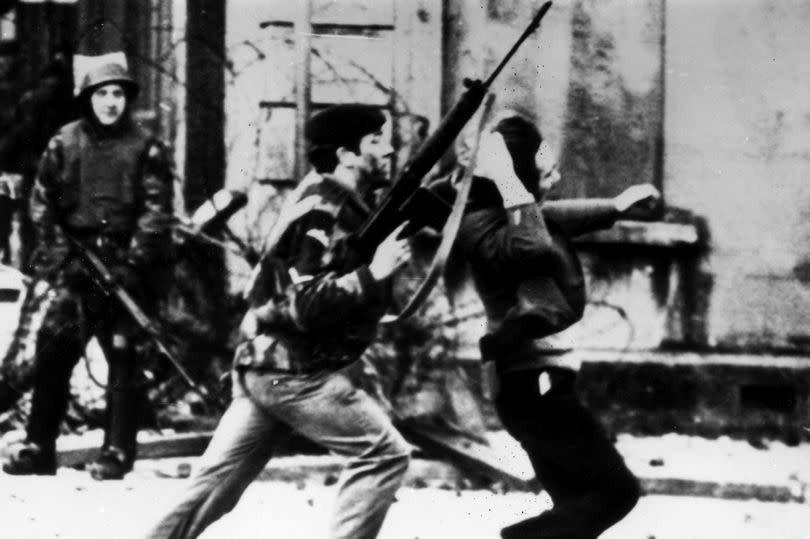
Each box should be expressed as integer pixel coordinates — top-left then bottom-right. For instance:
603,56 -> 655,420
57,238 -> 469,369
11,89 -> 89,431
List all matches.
28,118 -> 174,284
236,171 -> 388,374
457,178 -> 620,373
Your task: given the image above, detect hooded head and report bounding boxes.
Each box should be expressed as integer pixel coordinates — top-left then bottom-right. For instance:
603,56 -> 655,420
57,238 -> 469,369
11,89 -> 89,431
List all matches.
74,53 -> 138,129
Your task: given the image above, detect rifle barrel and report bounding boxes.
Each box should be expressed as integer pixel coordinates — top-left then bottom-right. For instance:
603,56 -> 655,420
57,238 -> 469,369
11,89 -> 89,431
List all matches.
484,1 -> 553,87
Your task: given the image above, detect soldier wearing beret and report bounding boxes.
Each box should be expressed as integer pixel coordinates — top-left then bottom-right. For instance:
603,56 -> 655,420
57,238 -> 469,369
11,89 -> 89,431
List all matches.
145,104 -> 413,539
1,54 -> 174,480
457,114 -> 659,539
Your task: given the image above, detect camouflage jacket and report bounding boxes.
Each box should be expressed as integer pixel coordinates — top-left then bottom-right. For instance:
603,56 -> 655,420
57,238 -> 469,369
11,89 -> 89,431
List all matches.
236,171 -> 389,374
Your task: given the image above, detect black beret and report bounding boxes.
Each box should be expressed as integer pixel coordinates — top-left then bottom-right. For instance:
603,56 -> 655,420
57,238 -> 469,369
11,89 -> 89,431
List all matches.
305,104 -> 386,150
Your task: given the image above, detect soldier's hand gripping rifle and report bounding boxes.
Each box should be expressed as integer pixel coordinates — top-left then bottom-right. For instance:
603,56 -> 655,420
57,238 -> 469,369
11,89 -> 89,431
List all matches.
352,1 -> 553,257
62,232 -> 225,410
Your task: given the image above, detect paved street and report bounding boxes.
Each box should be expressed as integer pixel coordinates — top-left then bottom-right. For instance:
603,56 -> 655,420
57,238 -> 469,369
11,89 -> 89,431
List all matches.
1,468 -> 809,539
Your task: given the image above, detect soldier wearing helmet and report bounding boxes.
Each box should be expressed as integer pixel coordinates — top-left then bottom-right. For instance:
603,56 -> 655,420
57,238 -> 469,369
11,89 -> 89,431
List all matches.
2,53 -> 174,480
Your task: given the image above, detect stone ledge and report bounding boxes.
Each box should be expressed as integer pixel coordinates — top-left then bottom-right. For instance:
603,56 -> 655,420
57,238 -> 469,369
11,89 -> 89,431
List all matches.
579,349 -> 810,369
453,349 -> 810,368
574,220 -> 702,248
577,353 -> 810,443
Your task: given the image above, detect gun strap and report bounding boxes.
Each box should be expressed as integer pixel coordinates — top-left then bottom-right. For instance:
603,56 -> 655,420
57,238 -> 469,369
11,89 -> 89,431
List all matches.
381,93 -> 495,324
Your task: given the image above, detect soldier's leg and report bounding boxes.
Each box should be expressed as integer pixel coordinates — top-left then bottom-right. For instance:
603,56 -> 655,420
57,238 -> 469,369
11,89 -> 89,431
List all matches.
243,368 -> 413,539
89,316 -> 142,480
144,391 -> 286,539
4,288 -> 85,474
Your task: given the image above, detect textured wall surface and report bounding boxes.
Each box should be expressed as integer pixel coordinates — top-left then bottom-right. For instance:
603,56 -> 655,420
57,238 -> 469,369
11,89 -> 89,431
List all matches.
664,0 -> 810,349
557,0 -> 664,199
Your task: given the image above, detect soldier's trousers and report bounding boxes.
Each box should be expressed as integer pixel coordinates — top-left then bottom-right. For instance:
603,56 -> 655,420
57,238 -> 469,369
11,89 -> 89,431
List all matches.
144,366 -> 412,539
496,367 -> 640,539
26,286 -> 142,467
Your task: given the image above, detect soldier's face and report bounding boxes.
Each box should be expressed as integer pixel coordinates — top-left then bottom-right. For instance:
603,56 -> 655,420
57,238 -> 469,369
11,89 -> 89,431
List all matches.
91,83 -> 127,126
535,140 -> 561,194
357,119 -> 394,182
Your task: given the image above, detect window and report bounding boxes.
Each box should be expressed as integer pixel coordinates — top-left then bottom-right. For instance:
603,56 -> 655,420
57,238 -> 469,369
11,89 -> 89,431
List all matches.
225,0 -> 442,250
226,0 -> 442,189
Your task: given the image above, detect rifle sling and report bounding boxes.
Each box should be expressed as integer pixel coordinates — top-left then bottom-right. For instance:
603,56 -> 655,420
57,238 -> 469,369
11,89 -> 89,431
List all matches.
381,94 -> 495,324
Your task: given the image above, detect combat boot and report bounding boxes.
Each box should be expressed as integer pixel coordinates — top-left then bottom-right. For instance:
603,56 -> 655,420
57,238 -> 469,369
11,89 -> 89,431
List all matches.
87,446 -> 131,480
2,442 -> 57,476
93,331 -> 140,481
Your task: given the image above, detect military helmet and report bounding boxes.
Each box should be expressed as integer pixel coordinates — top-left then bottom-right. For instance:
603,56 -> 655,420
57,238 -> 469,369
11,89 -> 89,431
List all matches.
75,55 -> 139,100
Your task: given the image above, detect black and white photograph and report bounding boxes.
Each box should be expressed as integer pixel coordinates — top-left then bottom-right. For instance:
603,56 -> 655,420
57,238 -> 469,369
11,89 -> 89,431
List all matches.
0,0 -> 808,537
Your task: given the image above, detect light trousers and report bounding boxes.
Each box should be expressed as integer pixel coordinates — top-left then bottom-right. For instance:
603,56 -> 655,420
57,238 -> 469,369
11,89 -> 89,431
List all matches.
144,367 -> 412,539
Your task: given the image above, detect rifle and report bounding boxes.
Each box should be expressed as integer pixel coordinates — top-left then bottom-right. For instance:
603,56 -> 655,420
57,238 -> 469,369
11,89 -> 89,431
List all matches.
353,1 -> 553,256
62,232 -> 224,410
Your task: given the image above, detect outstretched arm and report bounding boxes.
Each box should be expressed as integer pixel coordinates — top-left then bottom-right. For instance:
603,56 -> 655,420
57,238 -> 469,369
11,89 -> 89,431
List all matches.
541,199 -> 619,237
543,184 -> 661,237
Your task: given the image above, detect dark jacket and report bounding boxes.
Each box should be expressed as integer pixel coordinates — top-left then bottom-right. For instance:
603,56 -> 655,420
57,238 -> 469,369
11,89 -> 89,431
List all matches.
458,178 -> 619,372
28,117 -> 174,284
236,171 -> 388,374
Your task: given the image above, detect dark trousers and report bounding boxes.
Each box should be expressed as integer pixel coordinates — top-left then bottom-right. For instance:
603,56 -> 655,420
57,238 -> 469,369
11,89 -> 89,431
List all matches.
27,286 -> 142,467
496,368 -> 639,539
